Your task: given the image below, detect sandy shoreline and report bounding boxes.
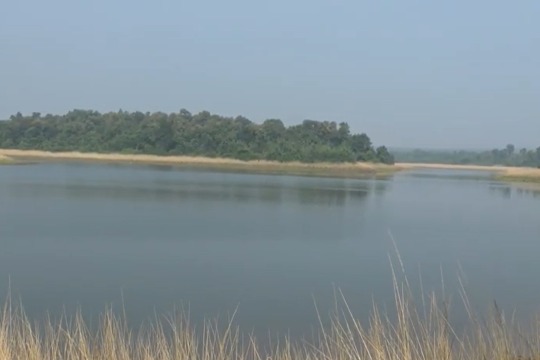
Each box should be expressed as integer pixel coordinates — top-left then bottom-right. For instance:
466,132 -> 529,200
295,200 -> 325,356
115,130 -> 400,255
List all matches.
497,167 -> 540,183
0,149 -> 398,177
397,162 -> 509,171
397,162 -> 540,183
3,149 -> 538,182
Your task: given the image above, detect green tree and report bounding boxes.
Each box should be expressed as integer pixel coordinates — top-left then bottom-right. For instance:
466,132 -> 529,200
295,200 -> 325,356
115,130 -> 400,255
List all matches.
0,109 -> 395,165
375,146 -> 395,164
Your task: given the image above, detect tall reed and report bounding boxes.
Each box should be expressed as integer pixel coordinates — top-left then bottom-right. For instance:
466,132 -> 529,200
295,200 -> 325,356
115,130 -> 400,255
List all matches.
0,259 -> 536,359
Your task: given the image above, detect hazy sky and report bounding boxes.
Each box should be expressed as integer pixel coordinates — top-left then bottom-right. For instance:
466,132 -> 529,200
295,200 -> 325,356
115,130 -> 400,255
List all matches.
1,0 -> 538,149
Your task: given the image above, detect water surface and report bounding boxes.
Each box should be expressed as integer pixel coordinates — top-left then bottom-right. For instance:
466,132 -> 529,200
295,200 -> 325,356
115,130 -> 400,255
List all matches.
0,163 -> 539,336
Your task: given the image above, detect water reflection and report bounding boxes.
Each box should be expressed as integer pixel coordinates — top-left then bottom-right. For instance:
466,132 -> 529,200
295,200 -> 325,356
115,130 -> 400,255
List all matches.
7,173 -> 388,207
516,186 -> 540,198
489,184 -> 512,198
403,169 -> 493,181
296,187 -> 369,206
488,184 -> 540,199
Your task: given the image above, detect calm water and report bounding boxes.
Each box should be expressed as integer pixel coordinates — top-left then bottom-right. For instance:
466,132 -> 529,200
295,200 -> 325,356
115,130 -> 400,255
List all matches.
1,163 -> 539,337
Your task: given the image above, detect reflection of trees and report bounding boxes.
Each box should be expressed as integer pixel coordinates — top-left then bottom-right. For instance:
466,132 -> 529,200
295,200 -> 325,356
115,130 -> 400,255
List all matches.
489,185 -> 540,199
489,185 -> 512,198
516,187 -> 540,198
296,187 -> 369,207
8,176 -> 389,207
374,181 -> 389,196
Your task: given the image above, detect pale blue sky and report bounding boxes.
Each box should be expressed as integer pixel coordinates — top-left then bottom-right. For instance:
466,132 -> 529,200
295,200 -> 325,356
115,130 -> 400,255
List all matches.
1,0 -> 538,149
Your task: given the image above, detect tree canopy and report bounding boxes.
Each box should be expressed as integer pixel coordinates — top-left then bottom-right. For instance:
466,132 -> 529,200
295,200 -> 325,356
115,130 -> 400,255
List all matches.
0,110 -> 395,164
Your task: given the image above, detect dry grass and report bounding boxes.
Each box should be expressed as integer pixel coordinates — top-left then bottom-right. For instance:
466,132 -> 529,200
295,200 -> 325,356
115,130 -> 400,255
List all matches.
0,149 -> 399,178
397,162 -> 510,172
0,155 -> 14,164
497,167 -> 540,184
1,273 -> 539,360
399,162 -> 540,183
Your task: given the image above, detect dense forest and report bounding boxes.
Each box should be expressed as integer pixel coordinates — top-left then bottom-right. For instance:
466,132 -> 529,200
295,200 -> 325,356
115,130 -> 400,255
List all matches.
394,144 -> 540,167
0,110 -> 395,164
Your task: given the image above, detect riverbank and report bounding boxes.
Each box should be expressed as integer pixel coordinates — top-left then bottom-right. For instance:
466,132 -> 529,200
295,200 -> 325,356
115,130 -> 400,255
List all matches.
397,162 -> 508,171
0,149 -> 400,178
4,149 -> 539,183
0,154 -> 14,164
398,162 -> 540,183
497,166 -> 540,183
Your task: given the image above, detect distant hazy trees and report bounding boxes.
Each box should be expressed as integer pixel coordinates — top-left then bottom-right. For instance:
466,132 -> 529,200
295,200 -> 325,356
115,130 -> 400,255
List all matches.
0,109 -> 395,164
394,144 -> 540,167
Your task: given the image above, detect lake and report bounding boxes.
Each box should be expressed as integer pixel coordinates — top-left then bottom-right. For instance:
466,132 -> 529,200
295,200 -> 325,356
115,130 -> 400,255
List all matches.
0,163 -> 539,338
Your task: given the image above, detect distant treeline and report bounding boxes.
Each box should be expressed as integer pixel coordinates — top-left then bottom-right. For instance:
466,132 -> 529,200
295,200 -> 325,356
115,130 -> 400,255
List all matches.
394,144 -> 540,167
0,110 -> 394,164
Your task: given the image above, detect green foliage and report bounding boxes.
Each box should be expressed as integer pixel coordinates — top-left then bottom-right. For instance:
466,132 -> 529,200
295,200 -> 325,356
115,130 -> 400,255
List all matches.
375,146 -> 395,165
394,144 -> 540,168
0,110 -> 395,164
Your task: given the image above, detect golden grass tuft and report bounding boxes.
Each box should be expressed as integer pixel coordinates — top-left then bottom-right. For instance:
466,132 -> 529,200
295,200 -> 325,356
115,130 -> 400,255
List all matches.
0,155 -> 14,164
1,274 -> 539,359
497,167 -> 540,184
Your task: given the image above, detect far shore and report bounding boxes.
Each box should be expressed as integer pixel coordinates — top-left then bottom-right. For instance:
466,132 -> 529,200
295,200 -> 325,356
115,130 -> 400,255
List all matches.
398,162 -> 540,183
397,162 -> 510,171
0,149 -> 399,178
3,149 -> 539,183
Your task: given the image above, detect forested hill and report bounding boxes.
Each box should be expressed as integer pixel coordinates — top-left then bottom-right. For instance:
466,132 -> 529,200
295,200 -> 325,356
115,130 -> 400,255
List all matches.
0,110 -> 394,164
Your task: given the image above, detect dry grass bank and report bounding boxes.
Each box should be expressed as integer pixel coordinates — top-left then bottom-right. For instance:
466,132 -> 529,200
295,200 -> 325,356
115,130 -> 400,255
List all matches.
0,283 -> 538,360
0,155 -> 14,164
397,162 -> 509,172
398,162 -> 540,183
497,167 -> 540,183
0,149 -> 399,178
